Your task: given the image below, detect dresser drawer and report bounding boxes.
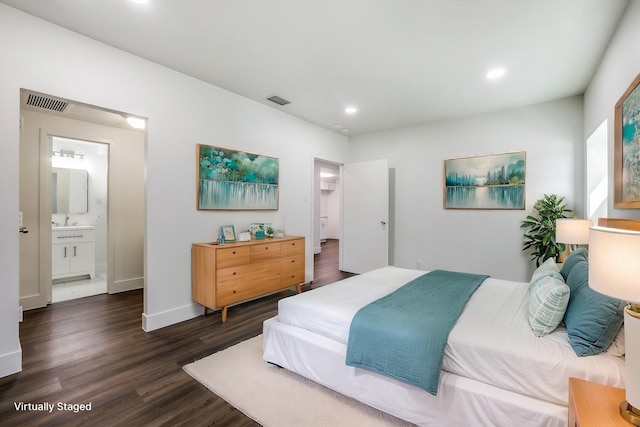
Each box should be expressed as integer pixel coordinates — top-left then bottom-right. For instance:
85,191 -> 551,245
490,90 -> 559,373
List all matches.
280,239 -> 304,257
216,261 -> 281,288
217,274 -> 281,306
250,242 -> 281,262
280,255 -> 305,286
216,246 -> 251,269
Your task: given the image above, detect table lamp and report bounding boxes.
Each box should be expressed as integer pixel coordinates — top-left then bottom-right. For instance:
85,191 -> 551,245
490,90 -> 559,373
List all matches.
556,218 -> 592,253
589,226 -> 640,425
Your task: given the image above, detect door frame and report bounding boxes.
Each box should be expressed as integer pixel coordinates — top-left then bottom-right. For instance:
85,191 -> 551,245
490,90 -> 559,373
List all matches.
37,131 -> 112,306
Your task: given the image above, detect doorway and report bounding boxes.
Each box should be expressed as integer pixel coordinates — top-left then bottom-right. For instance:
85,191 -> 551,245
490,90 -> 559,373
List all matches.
50,137 -> 108,303
18,89 -> 146,310
314,159 -> 341,255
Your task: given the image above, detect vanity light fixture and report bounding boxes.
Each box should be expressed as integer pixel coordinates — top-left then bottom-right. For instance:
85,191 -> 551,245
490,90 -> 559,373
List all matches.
52,150 -> 85,169
132,0 -> 149,4
52,149 -> 84,160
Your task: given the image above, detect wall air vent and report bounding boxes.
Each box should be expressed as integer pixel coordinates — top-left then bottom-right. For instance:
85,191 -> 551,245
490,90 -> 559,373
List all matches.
26,93 -> 68,113
266,95 -> 291,106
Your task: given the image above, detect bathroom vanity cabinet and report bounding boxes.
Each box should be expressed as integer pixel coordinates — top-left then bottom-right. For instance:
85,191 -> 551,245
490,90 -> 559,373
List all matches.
52,226 -> 96,281
192,236 -> 305,323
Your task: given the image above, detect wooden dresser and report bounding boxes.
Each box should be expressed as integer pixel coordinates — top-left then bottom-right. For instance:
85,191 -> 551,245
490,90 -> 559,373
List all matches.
192,236 -> 305,323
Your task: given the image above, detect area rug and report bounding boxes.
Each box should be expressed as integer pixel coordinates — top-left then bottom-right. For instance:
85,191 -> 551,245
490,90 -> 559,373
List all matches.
183,335 -> 414,427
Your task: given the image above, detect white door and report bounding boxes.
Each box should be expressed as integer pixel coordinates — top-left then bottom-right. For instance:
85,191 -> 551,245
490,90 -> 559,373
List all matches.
340,159 -> 389,274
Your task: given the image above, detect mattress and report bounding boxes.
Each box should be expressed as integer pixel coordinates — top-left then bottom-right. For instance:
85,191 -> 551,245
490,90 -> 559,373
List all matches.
263,316 -> 567,427
276,266 -> 625,405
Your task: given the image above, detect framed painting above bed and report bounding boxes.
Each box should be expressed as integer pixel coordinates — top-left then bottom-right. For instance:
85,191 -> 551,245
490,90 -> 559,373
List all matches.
614,72 -> 640,209
444,151 -> 526,210
197,144 -> 279,210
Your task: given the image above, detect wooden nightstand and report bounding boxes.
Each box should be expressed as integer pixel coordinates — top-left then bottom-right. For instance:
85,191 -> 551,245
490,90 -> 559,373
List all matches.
568,377 -> 631,427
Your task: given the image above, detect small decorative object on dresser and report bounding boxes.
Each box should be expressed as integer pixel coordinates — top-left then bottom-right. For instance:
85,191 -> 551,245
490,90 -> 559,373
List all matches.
191,236 -> 305,323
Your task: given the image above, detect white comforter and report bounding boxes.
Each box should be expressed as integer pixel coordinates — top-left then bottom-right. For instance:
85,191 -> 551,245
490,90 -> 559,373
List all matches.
276,266 -> 625,405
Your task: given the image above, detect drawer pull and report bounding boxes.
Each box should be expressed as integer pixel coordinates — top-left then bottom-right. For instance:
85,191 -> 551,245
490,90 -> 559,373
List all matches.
233,290 -> 237,294
233,272 -> 237,276
232,251 -> 236,254
265,247 -> 269,250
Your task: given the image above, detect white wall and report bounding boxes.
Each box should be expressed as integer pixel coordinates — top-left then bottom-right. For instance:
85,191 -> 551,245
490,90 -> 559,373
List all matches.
349,97 -> 583,282
0,4 -> 348,377
584,0 -> 640,221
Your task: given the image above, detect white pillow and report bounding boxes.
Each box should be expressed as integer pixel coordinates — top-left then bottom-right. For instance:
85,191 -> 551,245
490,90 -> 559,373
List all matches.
529,258 -> 563,292
528,275 -> 570,337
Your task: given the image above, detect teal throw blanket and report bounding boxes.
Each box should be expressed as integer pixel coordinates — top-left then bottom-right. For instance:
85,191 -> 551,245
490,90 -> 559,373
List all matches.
345,269 -> 488,395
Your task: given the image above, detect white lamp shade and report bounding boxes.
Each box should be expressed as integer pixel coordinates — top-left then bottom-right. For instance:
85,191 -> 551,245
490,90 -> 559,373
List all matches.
556,218 -> 593,245
588,226 -> 640,302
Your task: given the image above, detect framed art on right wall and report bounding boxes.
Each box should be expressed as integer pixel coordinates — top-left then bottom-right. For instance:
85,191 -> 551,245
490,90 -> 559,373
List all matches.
614,72 -> 640,209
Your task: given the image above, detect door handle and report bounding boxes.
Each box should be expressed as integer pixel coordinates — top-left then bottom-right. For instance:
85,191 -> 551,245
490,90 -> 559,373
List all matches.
381,221 -> 386,225
19,226 -> 29,234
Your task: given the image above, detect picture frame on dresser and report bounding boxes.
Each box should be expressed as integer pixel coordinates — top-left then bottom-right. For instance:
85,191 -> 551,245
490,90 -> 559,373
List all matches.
220,225 -> 236,242
614,72 -> 640,209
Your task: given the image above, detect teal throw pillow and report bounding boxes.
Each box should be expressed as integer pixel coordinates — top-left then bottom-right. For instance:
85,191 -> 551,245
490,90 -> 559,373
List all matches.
559,247 -> 588,281
563,259 -> 626,356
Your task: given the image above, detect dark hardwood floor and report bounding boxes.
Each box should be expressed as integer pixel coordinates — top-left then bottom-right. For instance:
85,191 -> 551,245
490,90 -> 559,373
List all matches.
0,239 -> 353,427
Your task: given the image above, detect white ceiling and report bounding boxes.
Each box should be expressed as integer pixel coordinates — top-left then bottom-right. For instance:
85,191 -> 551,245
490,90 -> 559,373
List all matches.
3,0 -> 630,136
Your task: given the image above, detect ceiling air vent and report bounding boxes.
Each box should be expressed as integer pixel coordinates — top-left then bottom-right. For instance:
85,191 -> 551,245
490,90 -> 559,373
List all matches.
26,93 -> 68,113
266,95 -> 291,106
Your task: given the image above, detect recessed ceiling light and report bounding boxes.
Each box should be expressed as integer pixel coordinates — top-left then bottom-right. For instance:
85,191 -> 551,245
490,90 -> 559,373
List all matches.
345,107 -> 357,114
132,0 -> 149,4
486,68 -> 506,80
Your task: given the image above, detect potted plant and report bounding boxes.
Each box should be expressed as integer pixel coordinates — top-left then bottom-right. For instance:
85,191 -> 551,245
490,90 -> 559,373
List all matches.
265,226 -> 275,238
520,194 -> 572,266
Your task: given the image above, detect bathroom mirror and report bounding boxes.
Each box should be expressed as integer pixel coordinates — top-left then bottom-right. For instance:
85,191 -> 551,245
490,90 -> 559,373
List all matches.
52,168 -> 88,214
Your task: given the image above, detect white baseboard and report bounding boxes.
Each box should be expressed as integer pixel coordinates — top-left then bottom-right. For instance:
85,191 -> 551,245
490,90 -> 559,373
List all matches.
109,276 -> 144,294
0,343 -> 22,379
142,302 -> 202,332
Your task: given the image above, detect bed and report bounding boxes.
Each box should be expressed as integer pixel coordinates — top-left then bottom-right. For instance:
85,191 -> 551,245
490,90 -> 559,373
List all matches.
262,221 -> 630,426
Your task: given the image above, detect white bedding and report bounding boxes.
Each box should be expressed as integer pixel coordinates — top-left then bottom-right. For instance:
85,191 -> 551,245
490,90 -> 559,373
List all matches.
263,316 -> 568,427
275,266 -> 625,405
